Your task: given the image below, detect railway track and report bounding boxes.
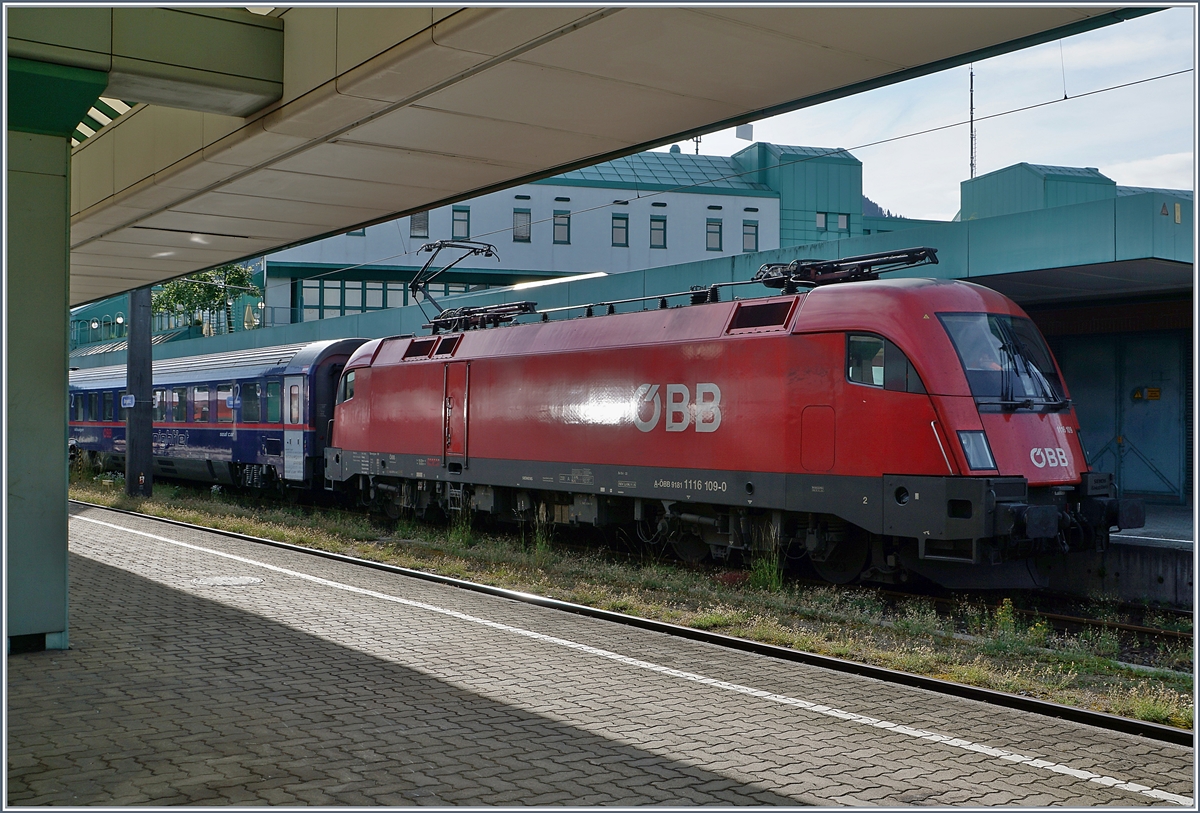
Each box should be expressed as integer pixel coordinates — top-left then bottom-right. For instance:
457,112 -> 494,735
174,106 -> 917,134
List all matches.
70,499 -> 1192,746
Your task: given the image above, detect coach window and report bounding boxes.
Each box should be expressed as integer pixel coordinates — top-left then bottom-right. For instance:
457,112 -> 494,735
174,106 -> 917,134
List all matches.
153,389 -> 168,421
265,381 -> 282,422
170,388 -> 186,421
241,382 -> 261,422
117,391 -> 128,421
217,385 -> 234,423
847,335 -> 885,387
288,384 -> 301,424
193,385 -> 209,422
103,392 -> 114,422
87,392 -> 98,421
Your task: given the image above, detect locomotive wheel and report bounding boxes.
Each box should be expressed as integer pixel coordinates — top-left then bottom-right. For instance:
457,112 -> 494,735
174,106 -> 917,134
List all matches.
383,500 -> 401,520
810,529 -> 869,584
671,532 -> 709,564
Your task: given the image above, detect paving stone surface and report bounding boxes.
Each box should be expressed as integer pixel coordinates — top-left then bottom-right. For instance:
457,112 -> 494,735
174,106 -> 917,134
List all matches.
7,506 -> 1195,805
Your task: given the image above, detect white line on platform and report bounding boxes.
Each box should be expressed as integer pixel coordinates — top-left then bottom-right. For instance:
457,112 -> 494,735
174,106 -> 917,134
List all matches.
72,513 -> 1194,807
1111,533 -> 1194,544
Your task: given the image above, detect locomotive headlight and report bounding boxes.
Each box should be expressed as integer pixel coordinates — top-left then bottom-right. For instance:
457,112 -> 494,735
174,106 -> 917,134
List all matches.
957,431 -> 997,470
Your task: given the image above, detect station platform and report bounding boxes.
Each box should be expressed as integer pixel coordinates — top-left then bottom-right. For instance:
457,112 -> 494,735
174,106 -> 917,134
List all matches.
8,505 -> 1194,806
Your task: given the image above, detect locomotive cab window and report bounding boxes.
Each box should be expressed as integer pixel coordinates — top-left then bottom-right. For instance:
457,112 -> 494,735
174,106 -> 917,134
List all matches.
337,370 -> 356,404
938,313 -> 1064,405
847,334 -> 926,393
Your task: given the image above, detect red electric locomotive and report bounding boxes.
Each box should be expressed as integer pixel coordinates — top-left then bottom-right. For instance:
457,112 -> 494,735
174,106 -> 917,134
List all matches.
324,246 -> 1143,589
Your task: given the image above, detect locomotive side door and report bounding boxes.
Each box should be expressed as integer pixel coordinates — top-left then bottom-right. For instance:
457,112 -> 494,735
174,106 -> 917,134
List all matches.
443,362 -> 470,468
283,374 -> 306,481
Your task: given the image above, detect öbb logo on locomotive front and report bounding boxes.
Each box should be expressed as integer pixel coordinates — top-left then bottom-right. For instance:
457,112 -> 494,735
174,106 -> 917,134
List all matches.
1029,447 -> 1070,468
633,383 -> 722,433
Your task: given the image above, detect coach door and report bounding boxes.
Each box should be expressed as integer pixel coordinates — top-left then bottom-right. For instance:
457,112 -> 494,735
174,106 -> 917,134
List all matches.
443,362 -> 470,470
283,375 -> 306,481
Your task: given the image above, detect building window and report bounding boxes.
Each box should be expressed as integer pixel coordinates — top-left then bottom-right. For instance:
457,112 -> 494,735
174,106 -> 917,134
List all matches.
650,215 -> 667,249
348,227 -> 366,236
344,281 -> 362,315
553,211 -> 570,244
815,212 -> 826,230
410,211 -> 429,238
513,209 -> 531,242
452,207 -> 470,239
743,220 -> 759,252
612,214 -> 629,247
706,219 -> 722,251
837,213 -> 849,231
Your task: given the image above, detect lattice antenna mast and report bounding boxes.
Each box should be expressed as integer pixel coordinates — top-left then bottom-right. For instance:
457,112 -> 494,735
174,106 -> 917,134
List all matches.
970,63 -> 976,179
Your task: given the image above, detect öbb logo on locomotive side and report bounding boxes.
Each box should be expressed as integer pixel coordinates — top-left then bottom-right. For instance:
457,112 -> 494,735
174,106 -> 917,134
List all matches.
633,383 -> 722,433
1029,447 -> 1069,468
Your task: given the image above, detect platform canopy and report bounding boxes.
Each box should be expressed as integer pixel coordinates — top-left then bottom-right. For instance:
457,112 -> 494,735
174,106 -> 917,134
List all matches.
40,6 -> 1150,305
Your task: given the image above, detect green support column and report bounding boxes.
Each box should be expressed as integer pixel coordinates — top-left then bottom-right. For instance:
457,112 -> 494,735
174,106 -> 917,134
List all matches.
6,57 -> 106,652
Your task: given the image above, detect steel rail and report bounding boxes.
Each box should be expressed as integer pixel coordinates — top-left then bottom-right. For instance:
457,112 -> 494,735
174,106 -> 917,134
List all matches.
69,500 -> 1193,747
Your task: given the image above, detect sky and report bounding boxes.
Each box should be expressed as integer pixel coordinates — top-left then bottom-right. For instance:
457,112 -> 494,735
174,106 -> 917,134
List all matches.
654,6 -> 1196,221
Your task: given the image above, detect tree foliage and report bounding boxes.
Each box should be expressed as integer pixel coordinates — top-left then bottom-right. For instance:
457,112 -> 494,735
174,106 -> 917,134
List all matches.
151,264 -> 262,329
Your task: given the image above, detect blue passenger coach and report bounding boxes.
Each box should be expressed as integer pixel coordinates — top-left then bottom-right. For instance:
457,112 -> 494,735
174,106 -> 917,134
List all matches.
69,339 -> 366,494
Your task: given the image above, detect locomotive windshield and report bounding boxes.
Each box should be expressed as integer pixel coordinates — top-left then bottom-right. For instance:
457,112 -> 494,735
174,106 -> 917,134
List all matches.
938,313 -> 1066,409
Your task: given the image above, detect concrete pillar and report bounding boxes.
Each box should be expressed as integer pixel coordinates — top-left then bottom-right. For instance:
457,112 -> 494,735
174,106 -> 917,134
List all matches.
6,131 -> 72,650
7,56 -> 106,652
125,287 -> 153,498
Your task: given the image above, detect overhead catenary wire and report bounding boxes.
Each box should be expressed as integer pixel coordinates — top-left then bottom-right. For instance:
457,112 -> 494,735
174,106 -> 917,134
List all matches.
284,67 -> 1193,288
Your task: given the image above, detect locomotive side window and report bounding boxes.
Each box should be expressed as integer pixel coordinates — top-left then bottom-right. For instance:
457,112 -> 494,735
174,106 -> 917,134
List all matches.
266,381 -> 282,422
103,392 -> 113,421
172,387 -> 188,422
193,385 -> 209,422
337,370 -> 355,404
847,334 -> 927,393
217,385 -> 234,423
847,335 -> 884,386
241,382 -> 260,422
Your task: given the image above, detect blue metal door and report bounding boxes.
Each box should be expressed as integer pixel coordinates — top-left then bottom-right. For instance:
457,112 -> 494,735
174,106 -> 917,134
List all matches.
1054,332 -> 1186,501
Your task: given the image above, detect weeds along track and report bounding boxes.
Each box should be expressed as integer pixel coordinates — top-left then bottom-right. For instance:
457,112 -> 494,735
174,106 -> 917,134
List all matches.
70,498 -> 1191,746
